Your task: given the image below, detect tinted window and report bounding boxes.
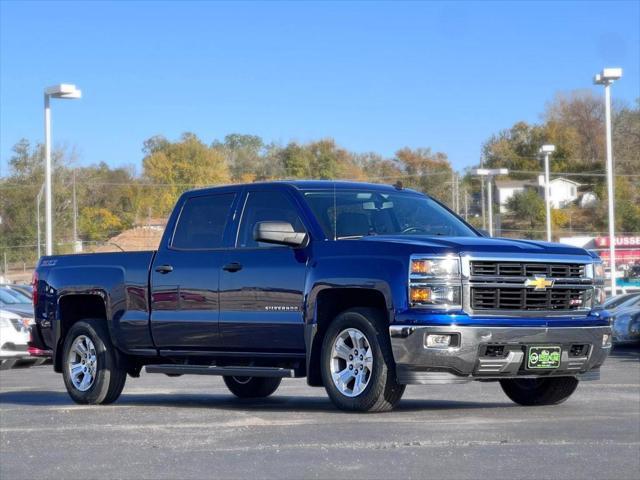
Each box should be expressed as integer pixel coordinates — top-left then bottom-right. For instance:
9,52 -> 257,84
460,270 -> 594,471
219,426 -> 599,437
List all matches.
237,191 -> 305,248
171,194 -> 235,249
304,189 -> 477,239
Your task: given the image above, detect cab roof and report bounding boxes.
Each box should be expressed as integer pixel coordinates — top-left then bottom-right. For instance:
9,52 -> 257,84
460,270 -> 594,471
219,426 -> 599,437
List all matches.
185,180 -> 421,196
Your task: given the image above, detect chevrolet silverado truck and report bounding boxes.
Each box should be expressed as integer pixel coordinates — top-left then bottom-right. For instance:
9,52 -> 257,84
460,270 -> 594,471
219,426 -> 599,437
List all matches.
31,181 -> 612,412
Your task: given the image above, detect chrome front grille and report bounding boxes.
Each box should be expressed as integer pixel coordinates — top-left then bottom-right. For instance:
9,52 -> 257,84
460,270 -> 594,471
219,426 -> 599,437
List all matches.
462,255 -> 594,316
470,261 -> 585,278
471,287 -> 589,311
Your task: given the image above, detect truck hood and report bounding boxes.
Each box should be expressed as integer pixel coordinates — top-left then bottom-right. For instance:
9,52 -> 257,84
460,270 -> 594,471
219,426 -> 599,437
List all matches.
359,235 -> 594,257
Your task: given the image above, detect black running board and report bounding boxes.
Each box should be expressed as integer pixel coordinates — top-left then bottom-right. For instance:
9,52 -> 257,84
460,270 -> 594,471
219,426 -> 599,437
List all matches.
145,364 -> 296,378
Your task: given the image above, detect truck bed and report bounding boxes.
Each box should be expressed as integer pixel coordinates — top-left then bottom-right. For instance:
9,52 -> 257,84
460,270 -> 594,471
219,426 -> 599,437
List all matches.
34,251 -> 157,355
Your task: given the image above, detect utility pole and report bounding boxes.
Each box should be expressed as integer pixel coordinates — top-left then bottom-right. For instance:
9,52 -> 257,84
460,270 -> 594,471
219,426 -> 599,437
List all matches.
451,171 -> 456,212
474,168 -> 509,236
486,177 -> 493,236
464,188 -> 469,221
480,180 -> 486,230
36,182 -> 45,260
73,169 -> 78,244
540,145 -> 555,242
455,173 -> 460,213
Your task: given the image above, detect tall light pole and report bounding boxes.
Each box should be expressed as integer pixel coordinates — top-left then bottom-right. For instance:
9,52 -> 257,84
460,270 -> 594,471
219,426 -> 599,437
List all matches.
44,84 -> 82,256
594,68 -> 622,296
539,145 -> 555,242
36,182 -> 45,259
474,168 -> 509,236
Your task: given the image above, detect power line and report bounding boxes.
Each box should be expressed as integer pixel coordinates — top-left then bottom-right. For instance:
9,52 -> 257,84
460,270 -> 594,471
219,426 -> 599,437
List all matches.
2,169 -> 640,189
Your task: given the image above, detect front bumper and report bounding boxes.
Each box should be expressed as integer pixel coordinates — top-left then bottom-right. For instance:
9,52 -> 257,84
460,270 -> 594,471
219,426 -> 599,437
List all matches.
390,325 -> 611,384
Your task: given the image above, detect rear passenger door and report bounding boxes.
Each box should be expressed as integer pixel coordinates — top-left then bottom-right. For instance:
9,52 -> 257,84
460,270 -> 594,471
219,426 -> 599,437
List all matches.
150,192 -> 237,350
218,188 -> 309,352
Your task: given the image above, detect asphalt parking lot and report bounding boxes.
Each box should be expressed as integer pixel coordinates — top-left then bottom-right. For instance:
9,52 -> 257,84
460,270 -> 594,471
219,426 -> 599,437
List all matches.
1,347 -> 639,480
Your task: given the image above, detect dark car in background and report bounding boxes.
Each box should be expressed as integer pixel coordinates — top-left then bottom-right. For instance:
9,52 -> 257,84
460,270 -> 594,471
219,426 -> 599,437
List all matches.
604,293 -> 640,344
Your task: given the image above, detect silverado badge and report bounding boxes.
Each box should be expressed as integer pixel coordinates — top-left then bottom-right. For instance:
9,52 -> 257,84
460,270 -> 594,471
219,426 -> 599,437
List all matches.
525,275 -> 555,291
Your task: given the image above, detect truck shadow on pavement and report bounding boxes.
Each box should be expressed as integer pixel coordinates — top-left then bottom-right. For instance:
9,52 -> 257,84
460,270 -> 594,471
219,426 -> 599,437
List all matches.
0,389 -> 515,412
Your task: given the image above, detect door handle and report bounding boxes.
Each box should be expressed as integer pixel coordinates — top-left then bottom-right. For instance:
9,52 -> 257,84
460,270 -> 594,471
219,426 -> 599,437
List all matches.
223,262 -> 243,273
155,264 -> 174,274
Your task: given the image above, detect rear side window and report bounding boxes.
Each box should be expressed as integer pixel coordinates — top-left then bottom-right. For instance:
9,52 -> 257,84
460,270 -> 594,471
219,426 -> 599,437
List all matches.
171,193 -> 235,249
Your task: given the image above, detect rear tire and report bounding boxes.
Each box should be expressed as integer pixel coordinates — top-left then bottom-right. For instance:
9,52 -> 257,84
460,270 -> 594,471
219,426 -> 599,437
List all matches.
223,376 -> 281,398
61,319 -> 127,405
321,307 -> 405,412
500,377 -> 579,406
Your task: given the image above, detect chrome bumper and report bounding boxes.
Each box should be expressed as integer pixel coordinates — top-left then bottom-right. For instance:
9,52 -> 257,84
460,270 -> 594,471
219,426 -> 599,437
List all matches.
389,325 -> 611,384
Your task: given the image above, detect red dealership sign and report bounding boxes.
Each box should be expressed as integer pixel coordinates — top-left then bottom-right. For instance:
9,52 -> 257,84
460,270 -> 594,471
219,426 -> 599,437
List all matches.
595,236 -> 640,247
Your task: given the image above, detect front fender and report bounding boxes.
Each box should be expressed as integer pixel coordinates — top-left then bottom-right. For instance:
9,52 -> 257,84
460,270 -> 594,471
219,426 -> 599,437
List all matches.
304,254 -> 408,325
302,253 -> 408,386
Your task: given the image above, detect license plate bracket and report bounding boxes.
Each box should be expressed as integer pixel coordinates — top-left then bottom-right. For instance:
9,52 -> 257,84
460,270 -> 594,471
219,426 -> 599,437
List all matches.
527,346 -> 561,369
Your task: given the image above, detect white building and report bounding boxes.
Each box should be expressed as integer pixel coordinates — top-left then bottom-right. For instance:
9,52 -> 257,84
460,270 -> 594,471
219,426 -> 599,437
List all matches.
538,176 -> 580,208
495,180 -> 536,213
496,176 -> 582,213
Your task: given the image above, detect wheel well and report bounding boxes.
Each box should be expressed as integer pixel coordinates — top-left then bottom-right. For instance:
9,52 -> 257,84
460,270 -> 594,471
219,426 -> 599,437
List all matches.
55,295 -> 107,372
307,288 -> 388,386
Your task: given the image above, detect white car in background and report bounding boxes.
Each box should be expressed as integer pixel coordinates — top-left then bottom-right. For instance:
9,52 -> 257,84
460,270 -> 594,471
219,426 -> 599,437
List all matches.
1,308 -> 30,369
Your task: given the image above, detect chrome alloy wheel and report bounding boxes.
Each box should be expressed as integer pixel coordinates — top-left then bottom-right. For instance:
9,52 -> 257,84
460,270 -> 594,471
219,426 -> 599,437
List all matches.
231,376 -> 252,384
67,335 -> 97,392
330,328 -> 374,397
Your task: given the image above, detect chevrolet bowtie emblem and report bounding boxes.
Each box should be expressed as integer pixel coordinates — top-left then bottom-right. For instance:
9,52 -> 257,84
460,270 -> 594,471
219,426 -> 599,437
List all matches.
525,276 -> 555,291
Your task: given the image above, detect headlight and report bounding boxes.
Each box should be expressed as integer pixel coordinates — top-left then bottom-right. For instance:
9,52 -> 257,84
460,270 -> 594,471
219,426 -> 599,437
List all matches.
594,262 -> 605,281
409,255 -> 462,310
411,258 -> 460,277
592,261 -> 606,307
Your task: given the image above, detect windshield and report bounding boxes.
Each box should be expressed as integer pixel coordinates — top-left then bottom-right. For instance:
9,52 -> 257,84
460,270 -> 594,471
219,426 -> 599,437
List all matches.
604,293 -> 640,310
303,189 -> 478,239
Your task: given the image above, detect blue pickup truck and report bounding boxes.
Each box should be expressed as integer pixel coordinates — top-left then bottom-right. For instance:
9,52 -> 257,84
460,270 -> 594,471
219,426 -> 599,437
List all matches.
31,181 -> 611,412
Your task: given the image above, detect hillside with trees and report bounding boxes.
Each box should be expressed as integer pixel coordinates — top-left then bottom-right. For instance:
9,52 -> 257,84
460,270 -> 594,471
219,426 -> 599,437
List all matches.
1,91 -> 638,266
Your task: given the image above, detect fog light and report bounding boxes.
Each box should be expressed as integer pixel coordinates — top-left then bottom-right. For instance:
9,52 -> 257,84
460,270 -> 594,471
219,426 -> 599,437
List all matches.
425,334 -> 452,348
602,334 -> 612,348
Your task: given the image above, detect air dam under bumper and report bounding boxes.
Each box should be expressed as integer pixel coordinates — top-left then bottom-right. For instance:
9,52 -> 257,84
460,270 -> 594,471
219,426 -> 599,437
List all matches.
389,325 -> 611,385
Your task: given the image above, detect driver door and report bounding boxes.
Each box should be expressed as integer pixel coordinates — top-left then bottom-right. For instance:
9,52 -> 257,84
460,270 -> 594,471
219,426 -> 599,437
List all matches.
218,188 -> 309,352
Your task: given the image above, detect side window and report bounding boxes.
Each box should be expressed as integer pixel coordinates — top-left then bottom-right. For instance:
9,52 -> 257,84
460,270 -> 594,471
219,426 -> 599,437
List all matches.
237,191 -> 306,248
171,193 -> 235,249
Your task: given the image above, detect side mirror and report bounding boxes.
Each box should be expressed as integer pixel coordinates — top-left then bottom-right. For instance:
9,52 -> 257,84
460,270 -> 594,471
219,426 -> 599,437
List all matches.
253,221 -> 308,248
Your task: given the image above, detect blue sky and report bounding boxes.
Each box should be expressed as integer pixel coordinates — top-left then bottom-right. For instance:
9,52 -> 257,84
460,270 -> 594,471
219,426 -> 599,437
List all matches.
1,1 -> 638,176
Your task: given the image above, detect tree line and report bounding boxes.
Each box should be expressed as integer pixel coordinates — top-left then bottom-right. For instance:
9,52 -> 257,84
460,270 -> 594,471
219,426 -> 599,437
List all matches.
1,90 -> 638,263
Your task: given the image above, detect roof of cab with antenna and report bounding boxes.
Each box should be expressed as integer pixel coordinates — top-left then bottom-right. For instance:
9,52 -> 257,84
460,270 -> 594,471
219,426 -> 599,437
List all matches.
185,180 -> 422,195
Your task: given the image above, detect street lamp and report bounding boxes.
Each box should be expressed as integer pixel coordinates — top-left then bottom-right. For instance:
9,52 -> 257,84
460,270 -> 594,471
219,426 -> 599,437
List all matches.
36,182 -> 45,259
539,145 -> 555,242
594,68 -> 622,295
473,168 -> 509,237
44,84 -> 82,256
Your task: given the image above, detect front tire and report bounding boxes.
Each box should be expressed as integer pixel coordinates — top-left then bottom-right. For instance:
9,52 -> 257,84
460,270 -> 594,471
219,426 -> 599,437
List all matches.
61,319 -> 127,405
500,377 -> 579,406
321,307 -> 405,412
223,376 -> 281,398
